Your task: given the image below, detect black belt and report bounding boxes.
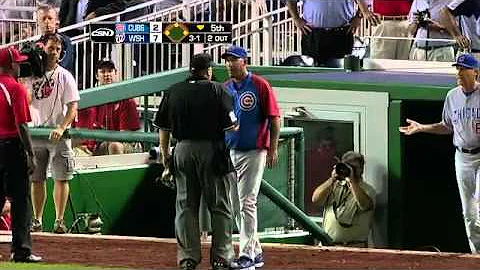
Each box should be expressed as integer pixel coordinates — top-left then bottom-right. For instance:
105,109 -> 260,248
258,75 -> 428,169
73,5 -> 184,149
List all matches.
316,26 -> 349,32
416,45 -> 453,50
456,146 -> 480,154
381,15 -> 408,21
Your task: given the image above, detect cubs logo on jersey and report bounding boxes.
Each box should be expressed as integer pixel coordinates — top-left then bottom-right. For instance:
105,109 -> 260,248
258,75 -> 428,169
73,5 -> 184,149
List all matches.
239,91 -> 257,111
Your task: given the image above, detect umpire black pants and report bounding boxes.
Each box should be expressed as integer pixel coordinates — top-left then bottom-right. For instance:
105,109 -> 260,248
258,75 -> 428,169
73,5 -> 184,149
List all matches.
0,138 -> 33,258
302,26 -> 354,67
174,140 -> 234,265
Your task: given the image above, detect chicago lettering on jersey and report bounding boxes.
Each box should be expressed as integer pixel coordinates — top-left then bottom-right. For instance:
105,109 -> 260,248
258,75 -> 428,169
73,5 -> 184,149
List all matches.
453,107 -> 480,121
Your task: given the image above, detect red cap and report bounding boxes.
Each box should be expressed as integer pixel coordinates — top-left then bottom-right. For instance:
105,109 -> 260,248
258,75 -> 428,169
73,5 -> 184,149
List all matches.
0,47 -> 29,67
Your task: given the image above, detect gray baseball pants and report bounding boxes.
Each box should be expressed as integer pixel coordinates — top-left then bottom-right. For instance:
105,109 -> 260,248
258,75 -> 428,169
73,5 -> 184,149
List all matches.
174,140 -> 234,264
455,150 -> 480,253
230,149 -> 267,260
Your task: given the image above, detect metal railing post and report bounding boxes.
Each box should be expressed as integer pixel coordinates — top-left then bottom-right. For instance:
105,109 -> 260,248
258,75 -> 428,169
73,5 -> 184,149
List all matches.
262,15 -> 273,66
251,2 -> 260,65
122,44 -> 133,80
288,137 -> 296,229
295,131 -> 305,212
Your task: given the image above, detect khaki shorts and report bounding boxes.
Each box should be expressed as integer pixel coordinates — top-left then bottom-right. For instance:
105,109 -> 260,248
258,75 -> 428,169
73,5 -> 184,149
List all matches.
31,138 -> 75,182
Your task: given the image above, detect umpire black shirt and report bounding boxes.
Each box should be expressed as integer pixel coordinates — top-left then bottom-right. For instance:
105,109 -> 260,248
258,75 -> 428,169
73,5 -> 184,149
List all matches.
154,77 -> 236,141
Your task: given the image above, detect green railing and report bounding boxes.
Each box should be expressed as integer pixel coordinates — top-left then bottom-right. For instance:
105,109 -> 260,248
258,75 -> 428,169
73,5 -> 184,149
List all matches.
30,126 -> 332,244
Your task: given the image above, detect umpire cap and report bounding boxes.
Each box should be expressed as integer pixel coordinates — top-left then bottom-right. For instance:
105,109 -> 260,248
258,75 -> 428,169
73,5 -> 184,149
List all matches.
190,53 -> 214,73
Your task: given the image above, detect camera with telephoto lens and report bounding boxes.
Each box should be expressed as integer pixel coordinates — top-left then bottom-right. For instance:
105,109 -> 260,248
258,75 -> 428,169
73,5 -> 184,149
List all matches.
335,162 -> 354,180
414,9 -> 431,28
18,41 -> 47,78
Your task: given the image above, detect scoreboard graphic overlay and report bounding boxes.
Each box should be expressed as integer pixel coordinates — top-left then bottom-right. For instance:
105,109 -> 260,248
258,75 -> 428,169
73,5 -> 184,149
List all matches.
89,22 -> 232,44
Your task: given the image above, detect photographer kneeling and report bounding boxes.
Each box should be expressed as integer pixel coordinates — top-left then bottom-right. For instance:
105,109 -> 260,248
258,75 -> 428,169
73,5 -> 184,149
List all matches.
312,151 -> 376,247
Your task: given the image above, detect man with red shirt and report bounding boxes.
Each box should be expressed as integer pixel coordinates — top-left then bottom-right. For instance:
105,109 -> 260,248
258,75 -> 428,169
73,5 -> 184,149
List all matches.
76,60 -> 141,155
0,47 -> 41,262
369,0 -> 413,59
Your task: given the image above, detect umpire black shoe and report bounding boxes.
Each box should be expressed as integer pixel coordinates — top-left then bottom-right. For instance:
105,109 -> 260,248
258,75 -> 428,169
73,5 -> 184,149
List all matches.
212,257 -> 234,270
10,253 -> 42,263
180,259 -> 196,270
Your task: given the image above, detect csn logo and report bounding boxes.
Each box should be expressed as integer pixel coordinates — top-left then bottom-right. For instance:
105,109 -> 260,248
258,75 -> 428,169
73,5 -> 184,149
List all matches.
91,28 -> 114,37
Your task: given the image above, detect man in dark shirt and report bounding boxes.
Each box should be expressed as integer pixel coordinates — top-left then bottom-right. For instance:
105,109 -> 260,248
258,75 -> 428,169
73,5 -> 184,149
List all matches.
58,0 -> 126,89
59,0 -> 127,30
36,5 -> 75,75
0,47 -> 41,263
154,53 -> 237,270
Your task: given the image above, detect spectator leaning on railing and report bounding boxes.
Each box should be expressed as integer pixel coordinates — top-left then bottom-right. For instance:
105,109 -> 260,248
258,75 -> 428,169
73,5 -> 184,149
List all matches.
74,59 -> 141,156
441,0 -> 480,60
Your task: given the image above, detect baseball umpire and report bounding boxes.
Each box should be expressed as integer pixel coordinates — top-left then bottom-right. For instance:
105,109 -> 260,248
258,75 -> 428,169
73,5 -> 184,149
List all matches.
154,53 -> 238,270
0,47 -> 41,262
399,53 -> 480,253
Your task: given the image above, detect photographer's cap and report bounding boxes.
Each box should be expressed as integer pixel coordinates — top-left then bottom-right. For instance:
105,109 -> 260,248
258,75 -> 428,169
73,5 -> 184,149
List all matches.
221,45 -> 248,59
453,54 -> 479,70
0,47 -> 29,67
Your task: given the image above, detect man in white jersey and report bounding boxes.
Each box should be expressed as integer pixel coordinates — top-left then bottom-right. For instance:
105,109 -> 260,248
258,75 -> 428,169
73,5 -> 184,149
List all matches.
399,53 -> 480,253
29,34 -> 80,234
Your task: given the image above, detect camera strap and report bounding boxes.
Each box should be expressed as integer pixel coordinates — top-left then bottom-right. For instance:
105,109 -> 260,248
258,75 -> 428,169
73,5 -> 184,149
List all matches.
331,181 -> 358,227
0,83 -> 12,107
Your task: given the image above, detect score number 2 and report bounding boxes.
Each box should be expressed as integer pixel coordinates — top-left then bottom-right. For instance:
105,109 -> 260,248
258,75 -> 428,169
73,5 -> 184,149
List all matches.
149,22 -> 162,43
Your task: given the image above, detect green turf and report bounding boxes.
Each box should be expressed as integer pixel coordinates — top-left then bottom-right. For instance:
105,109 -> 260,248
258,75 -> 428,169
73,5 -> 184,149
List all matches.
0,262 -> 127,269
